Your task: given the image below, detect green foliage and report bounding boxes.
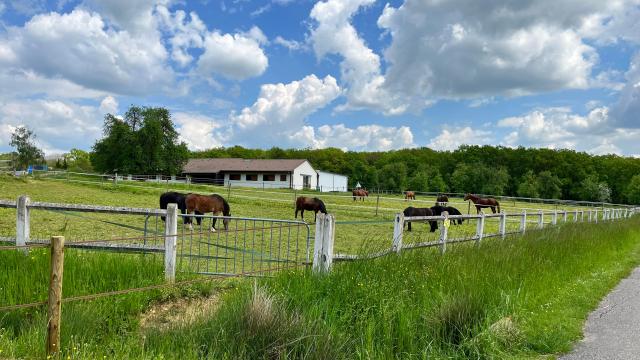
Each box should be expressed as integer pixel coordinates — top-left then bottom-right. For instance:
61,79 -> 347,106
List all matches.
64,148 -> 93,172
9,126 -> 44,170
91,106 -> 189,175
625,175 -> 640,204
517,170 -> 540,198
190,145 -> 640,203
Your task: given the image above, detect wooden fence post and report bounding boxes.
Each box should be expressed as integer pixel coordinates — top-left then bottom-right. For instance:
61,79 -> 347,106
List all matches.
312,213 -> 334,273
580,210 -> 584,222
439,212 -> 449,254
573,210 -> 578,222
594,209 -> 598,223
552,211 -> 557,225
46,236 -> 65,357
392,213 -> 404,254
499,212 -> 506,239
16,195 -> 30,254
164,203 -> 178,282
519,210 -> 526,234
588,210 -> 592,222
563,210 -> 568,223
538,211 -> 544,229
375,194 -> 380,217
476,213 -> 485,244
227,182 -> 231,201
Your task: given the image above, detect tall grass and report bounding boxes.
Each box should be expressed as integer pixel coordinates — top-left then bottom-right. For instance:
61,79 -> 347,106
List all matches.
141,217 -> 640,359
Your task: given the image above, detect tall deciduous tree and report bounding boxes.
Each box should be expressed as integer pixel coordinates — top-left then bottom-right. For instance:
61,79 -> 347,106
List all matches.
91,106 -> 189,175
625,175 -> 640,204
10,126 -> 44,170
517,170 -> 540,198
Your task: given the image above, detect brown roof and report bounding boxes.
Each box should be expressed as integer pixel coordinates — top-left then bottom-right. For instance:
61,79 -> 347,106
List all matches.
183,158 -> 309,174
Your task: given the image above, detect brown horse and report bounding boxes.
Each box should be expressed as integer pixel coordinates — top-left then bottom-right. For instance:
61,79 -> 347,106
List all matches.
352,189 -> 369,201
404,191 -> 416,200
185,193 -> 231,232
436,194 -> 449,205
295,196 -> 327,221
464,193 -> 500,214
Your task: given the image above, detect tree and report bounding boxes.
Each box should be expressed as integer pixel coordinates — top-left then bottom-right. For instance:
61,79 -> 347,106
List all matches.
537,171 -> 562,199
63,149 -> 92,171
625,175 -> 640,204
10,126 -> 44,170
517,170 -> 540,198
91,106 -> 189,175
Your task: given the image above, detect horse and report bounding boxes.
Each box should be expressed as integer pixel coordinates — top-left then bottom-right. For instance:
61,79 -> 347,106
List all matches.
436,194 -> 449,206
431,205 -> 464,225
404,191 -> 416,201
402,207 -> 437,232
159,192 -> 203,225
185,193 -> 231,232
295,196 -> 327,221
464,193 -> 500,214
352,188 -> 369,201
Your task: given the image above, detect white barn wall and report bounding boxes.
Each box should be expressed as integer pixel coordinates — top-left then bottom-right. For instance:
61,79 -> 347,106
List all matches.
317,171 -> 348,192
224,173 -> 291,188
292,161 -> 317,190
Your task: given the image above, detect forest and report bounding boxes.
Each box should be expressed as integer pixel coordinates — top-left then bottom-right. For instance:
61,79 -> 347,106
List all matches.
192,145 -> 640,204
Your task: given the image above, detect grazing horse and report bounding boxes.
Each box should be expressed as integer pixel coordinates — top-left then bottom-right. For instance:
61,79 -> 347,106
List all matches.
185,193 -> 231,232
431,205 -> 464,225
404,191 -> 416,201
464,193 -> 500,214
295,196 -> 327,221
436,194 -> 449,206
352,189 -> 369,201
160,192 -> 203,225
402,207 -> 437,232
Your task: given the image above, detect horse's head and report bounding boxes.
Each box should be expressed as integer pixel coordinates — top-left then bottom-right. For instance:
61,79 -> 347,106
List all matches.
364,190 -> 369,196
317,199 -> 328,214
463,193 -> 471,201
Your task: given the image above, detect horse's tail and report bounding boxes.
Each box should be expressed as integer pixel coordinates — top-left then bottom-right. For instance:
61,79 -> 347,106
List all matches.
222,197 -> 231,216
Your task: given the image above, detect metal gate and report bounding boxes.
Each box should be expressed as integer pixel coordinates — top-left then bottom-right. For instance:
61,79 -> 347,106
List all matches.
176,214 -> 311,276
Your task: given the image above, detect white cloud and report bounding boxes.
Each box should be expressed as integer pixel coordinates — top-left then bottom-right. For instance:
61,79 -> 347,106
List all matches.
610,51 -> 640,128
310,0 -> 406,115
99,96 -> 118,114
497,106 -> 639,155
427,127 -> 493,151
229,74 -> 340,141
274,36 -> 303,51
0,98 -> 109,153
0,9 -> 173,95
197,29 -> 269,80
299,124 -> 414,151
173,112 -> 225,150
156,6 -> 207,67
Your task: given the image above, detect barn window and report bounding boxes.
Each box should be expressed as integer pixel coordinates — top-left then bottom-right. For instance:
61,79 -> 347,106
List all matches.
229,174 -> 240,180
246,174 -> 257,181
263,174 -> 275,181
280,174 -> 287,181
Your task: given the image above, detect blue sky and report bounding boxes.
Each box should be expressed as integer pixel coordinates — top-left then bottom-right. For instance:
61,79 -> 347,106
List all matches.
0,0 -> 639,155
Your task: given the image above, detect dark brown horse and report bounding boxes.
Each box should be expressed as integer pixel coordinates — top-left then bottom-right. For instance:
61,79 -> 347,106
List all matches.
295,196 -> 327,221
436,194 -> 449,205
464,193 -> 500,214
404,191 -> 416,200
403,207 -> 437,232
352,189 -> 369,201
185,193 -> 231,232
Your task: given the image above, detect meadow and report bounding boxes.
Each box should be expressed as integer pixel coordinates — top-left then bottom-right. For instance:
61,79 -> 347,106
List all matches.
1,175 -> 638,359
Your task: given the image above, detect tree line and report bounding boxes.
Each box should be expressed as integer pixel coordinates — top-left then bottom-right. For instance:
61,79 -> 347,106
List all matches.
7,105 -> 640,204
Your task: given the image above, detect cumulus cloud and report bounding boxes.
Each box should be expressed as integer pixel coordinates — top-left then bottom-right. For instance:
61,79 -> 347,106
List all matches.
99,96 -> 118,114
297,124 -> 414,151
0,9 -> 173,95
173,112 -> 225,150
0,98 -> 110,153
610,51 -> 640,128
497,106 -> 639,155
196,30 -> 268,80
427,127 -> 493,151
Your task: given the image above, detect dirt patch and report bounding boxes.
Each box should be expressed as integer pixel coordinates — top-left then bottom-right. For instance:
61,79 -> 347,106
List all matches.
140,294 -> 220,332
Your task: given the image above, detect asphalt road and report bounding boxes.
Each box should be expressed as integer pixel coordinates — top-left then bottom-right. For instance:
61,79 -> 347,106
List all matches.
561,267 -> 640,360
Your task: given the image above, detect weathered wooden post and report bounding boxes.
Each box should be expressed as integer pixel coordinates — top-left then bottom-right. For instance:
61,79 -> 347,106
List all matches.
392,213 -> 404,254
580,210 -> 584,222
16,195 -> 30,254
594,209 -> 599,223
164,203 -> 178,282
519,210 -> 527,234
499,212 -> 506,239
573,210 -> 578,222
476,213 -> 485,244
46,236 -> 65,357
552,211 -> 557,225
563,210 -> 568,223
439,211 -> 449,254
537,211 -> 544,229
227,182 -> 232,201
588,210 -> 592,222
313,213 -> 334,273
375,194 -> 380,217
114,172 -> 118,186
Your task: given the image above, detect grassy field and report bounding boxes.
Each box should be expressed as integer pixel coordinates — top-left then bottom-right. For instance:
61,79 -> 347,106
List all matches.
2,175 -> 639,359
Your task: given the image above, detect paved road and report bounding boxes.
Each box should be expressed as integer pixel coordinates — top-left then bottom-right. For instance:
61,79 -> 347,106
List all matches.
561,267 -> 640,360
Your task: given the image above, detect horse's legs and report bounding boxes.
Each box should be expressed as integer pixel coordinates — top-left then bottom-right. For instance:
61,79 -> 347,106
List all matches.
300,209 -> 304,221
211,214 -> 217,232
187,211 -> 194,231
429,221 -> 437,233
491,206 -> 496,214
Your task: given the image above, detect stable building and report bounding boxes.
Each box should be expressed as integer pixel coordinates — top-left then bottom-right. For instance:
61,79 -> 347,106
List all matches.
182,158 -> 318,190
316,170 -> 348,192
